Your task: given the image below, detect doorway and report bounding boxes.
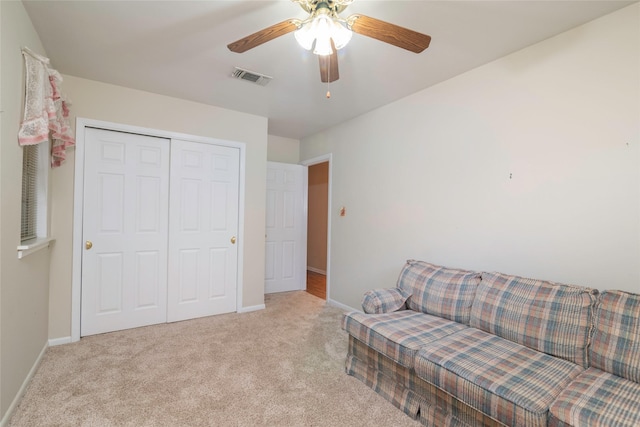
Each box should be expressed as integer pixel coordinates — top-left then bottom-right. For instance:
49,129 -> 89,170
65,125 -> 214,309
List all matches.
305,160 -> 329,300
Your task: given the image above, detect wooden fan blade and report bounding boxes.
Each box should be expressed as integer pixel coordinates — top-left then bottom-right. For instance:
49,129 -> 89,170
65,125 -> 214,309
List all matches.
349,14 -> 431,53
319,50 -> 339,83
227,20 -> 298,53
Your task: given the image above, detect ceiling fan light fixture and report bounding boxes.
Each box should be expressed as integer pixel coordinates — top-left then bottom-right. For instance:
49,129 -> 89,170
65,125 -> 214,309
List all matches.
294,11 -> 352,56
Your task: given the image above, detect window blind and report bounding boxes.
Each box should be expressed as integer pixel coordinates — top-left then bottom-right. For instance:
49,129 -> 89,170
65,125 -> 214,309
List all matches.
21,144 -> 39,242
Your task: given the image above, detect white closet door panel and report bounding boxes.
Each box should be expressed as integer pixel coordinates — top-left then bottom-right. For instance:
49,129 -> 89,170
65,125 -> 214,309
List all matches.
96,252 -> 123,313
209,248 -> 228,297
265,162 -> 307,294
136,177 -> 163,232
98,173 -> 125,233
168,139 -> 239,322
81,128 -> 170,336
135,250 -> 161,308
178,249 -> 200,302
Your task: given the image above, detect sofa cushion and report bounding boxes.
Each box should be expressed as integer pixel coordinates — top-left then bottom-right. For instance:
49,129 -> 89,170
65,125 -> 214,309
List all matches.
361,288 -> 410,314
396,260 -> 481,324
549,367 -> 640,427
470,272 -> 598,367
589,290 -> 640,383
415,328 -> 584,427
342,310 -> 467,369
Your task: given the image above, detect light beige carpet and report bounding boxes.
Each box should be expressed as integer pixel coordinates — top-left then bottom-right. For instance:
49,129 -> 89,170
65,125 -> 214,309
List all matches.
9,291 -> 419,426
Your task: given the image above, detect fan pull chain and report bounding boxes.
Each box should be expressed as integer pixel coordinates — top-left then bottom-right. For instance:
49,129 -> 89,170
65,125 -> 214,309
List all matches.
326,54 -> 331,99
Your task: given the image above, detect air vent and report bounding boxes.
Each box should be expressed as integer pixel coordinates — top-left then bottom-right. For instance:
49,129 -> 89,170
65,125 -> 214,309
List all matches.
232,67 -> 272,86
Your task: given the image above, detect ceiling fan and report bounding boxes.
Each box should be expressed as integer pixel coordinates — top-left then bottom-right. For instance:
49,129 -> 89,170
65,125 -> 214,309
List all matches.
227,0 -> 431,85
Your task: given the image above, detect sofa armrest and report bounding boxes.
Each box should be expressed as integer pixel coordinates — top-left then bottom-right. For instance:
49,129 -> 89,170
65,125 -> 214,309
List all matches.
362,288 -> 410,314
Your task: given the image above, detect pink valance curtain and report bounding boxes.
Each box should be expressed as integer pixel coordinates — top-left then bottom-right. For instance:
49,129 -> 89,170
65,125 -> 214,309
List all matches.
18,47 -> 75,168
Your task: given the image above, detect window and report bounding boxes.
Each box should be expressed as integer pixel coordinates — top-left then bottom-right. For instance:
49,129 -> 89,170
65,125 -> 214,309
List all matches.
21,145 -> 39,241
20,141 -> 49,243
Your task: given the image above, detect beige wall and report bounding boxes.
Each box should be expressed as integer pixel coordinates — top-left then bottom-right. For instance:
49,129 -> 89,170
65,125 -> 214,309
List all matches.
267,135 -> 300,164
0,1 -> 51,420
301,4 -> 640,309
48,75 -> 269,340
307,162 -> 328,272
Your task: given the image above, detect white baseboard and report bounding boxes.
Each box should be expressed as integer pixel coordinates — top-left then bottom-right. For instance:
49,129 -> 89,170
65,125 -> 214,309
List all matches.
49,336 -> 72,347
327,298 -> 360,313
307,266 -> 326,275
0,341 -> 48,427
238,304 -> 266,314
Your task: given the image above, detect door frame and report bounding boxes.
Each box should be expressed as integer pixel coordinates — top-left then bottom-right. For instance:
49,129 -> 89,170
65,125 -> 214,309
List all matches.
300,154 -> 332,302
71,118 -> 246,342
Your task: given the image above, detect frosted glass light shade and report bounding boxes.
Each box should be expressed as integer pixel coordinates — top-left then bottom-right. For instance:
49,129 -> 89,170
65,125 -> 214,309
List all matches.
331,21 -> 352,50
294,23 -> 315,50
314,36 -> 333,56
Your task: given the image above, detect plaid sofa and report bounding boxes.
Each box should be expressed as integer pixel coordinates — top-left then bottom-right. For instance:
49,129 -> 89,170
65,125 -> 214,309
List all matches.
342,260 -> 640,427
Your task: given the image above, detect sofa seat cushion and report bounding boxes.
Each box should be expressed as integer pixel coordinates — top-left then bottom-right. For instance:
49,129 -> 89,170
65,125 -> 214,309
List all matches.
589,290 -> 640,382
415,328 -> 583,427
470,272 -> 598,367
342,310 -> 467,369
396,260 -> 481,324
549,367 -> 640,427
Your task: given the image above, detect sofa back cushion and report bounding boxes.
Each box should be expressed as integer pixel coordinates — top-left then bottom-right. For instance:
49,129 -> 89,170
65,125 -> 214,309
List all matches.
590,290 -> 640,383
470,272 -> 599,368
396,260 -> 481,324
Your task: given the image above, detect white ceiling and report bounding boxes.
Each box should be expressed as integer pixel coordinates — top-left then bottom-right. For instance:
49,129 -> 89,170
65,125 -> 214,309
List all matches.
23,0 -> 635,140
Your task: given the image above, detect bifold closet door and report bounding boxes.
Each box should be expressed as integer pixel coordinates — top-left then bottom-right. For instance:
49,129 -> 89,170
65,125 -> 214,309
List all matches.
167,139 -> 240,322
81,128 -> 170,336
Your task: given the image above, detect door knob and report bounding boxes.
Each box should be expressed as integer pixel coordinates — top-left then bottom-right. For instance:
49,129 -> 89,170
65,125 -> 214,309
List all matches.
230,236 -> 236,244
85,240 -> 93,250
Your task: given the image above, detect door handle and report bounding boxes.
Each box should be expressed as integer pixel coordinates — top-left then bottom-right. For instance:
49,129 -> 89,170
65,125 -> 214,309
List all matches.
230,236 -> 236,244
85,241 -> 93,250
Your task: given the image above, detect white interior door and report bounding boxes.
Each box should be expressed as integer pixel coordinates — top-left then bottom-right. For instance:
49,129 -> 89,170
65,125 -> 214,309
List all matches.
167,139 -> 239,322
81,128 -> 170,336
265,162 -> 307,294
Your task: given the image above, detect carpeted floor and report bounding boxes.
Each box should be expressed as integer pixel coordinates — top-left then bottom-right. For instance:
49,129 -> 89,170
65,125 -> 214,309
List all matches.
9,291 -> 420,426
